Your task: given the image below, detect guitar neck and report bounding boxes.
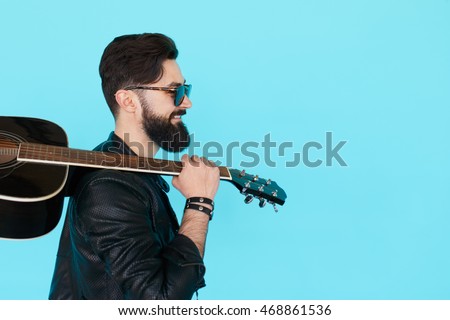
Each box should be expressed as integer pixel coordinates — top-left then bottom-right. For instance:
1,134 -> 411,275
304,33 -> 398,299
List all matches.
17,142 -> 232,180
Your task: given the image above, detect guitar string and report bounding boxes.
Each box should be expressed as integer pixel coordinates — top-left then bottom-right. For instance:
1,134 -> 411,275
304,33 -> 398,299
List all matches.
1,141 -> 269,185
1,143 -> 262,186
0,135 -> 282,201
1,140 -> 212,172
0,140 -> 20,157
2,142 -> 280,200
16,143 -> 233,178
19,143 -> 182,173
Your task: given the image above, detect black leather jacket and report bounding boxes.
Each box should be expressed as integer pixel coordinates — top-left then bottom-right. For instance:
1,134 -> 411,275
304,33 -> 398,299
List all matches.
49,133 -> 205,299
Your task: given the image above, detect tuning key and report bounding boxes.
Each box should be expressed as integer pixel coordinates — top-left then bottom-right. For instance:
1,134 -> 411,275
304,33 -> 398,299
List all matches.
253,175 -> 259,182
241,181 -> 251,193
259,198 -> 267,208
273,203 -> 279,213
266,179 -> 272,185
244,194 -> 254,204
239,169 -> 246,177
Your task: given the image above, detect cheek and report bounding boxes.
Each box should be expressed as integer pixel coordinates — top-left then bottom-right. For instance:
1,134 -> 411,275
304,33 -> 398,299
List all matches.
141,96 -> 173,119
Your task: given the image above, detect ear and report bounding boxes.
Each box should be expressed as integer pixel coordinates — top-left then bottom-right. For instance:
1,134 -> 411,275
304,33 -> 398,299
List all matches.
115,89 -> 139,114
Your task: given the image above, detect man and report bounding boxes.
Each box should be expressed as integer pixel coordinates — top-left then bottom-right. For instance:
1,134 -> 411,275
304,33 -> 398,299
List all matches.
49,33 -> 220,299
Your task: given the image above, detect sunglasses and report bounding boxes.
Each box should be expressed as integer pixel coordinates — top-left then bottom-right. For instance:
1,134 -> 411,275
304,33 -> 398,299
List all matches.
123,84 -> 192,106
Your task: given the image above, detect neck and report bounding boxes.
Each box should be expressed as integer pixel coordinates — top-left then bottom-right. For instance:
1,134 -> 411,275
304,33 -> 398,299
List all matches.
114,124 -> 159,158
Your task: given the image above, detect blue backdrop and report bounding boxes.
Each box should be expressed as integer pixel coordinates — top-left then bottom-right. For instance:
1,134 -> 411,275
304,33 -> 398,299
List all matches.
0,0 -> 449,299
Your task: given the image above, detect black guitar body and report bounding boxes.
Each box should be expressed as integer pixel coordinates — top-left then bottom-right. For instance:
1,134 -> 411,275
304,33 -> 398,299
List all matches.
0,194 -> 65,239
0,116 -> 68,239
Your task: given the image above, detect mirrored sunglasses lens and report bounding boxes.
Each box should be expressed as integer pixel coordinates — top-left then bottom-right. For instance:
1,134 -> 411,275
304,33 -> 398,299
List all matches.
185,84 -> 192,97
175,86 -> 185,106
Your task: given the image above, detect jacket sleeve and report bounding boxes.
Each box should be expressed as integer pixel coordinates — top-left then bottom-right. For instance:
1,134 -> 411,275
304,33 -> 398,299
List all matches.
71,172 -> 205,299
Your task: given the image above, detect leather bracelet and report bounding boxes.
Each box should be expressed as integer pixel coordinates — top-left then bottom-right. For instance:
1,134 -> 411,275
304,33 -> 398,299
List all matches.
185,203 -> 213,220
186,197 -> 214,207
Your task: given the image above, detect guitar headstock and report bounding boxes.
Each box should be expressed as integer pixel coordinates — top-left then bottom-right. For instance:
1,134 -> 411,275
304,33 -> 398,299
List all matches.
228,168 -> 287,212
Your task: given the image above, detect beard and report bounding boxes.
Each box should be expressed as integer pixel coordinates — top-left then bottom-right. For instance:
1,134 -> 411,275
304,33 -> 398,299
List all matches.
140,97 -> 190,153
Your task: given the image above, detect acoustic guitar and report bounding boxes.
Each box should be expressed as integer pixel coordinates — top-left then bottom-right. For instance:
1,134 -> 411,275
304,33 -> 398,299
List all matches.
0,116 -> 287,239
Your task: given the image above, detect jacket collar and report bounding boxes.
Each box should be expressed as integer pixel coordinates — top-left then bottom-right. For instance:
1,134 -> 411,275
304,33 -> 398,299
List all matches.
96,131 -> 136,156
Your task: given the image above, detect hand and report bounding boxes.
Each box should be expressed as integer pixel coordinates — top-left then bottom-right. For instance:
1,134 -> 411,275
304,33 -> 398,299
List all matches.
172,154 -> 220,200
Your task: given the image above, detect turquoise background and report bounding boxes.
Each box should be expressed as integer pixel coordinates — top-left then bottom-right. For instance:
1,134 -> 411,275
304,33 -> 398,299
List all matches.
0,0 -> 449,299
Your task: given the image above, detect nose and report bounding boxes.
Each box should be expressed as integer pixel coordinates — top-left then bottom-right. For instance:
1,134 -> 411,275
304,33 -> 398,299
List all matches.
179,95 -> 192,109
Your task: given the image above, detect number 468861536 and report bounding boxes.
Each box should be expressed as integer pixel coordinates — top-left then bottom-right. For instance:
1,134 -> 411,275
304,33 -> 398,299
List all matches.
259,304 -> 332,316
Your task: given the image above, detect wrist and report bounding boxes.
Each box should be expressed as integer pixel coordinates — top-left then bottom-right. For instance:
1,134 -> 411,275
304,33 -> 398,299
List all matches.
185,203 -> 213,220
184,193 -> 215,201
185,197 -> 215,220
186,197 -> 214,206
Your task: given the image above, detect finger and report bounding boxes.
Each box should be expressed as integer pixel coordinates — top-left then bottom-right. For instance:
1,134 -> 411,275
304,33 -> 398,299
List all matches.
200,157 -> 210,166
179,154 -> 189,167
208,159 -> 217,167
198,156 -> 217,167
189,155 -> 201,166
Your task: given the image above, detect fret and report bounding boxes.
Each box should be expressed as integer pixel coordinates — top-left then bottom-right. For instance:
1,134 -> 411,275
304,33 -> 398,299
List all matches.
86,151 -> 95,165
138,156 -> 144,169
31,144 -> 36,160
37,144 -> 41,160
63,148 -> 70,161
131,154 -> 137,169
142,157 -> 156,171
33,144 -> 38,160
57,145 -> 62,162
122,153 -> 130,168
47,145 -> 54,162
26,144 -> 32,159
87,151 -> 94,165
60,146 -> 65,162
21,144 -> 28,159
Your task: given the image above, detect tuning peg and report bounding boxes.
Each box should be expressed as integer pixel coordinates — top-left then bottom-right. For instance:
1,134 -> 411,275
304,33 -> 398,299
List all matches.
253,175 -> 259,182
258,185 -> 264,192
259,198 -> 267,208
272,190 -> 278,197
273,203 -> 279,213
239,169 -> 246,177
241,181 -> 251,193
266,179 -> 272,185
244,194 -> 254,204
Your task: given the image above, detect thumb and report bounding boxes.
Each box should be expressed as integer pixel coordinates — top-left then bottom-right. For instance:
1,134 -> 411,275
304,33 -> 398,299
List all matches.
181,154 -> 189,165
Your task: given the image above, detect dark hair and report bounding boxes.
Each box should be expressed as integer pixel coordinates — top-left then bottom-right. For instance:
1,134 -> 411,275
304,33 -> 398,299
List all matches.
99,33 -> 178,117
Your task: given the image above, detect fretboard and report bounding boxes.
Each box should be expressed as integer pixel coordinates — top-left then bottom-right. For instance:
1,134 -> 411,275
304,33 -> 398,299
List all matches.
17,142 -> 232,180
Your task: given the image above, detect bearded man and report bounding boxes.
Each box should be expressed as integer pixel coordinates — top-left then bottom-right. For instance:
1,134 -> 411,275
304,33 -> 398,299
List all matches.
49,33 -> 220,299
